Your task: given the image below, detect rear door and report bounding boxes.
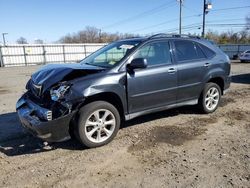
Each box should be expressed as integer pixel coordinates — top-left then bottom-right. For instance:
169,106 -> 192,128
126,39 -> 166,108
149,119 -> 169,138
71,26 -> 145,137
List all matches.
126,40 -> 177,113
172,39 -> 210,102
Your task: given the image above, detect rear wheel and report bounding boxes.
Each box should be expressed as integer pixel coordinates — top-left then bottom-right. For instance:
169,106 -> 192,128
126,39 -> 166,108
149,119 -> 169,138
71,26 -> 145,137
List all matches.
198,82 -> 221,113
76,101 -> 120,148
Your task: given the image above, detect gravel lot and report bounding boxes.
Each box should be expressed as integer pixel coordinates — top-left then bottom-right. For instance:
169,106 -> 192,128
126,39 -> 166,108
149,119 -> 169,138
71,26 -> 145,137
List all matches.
0,62 -> 249,188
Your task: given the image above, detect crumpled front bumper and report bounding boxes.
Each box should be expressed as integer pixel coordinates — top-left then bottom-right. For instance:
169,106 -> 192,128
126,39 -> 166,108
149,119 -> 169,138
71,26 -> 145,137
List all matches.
16,95 -> 76,142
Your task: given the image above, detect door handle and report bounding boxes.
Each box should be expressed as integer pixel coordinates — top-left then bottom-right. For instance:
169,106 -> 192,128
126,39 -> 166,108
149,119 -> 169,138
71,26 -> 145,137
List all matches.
204,62 -> 211,67
168,68 -> 176,73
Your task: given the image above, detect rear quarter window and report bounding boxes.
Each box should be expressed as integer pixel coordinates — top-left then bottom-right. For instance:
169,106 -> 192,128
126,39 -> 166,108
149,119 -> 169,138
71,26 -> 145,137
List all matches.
199,43 -> 216,59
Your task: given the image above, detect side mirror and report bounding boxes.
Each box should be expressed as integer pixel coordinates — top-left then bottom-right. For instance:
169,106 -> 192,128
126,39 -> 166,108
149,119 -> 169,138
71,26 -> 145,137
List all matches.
129,58 -> 147,69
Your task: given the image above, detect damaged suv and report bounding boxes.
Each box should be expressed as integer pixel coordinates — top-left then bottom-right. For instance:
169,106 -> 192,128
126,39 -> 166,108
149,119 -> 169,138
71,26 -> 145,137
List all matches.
16,34 -> 231,148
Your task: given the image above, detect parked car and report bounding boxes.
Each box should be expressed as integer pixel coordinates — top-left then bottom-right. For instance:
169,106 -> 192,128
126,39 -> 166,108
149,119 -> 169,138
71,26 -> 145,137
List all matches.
239,50 -> 250,62
16,34 -> 231,148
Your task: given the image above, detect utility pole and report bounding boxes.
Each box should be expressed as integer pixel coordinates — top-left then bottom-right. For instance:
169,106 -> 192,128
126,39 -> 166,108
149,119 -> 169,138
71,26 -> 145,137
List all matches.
202,0 -> 206,37
202,0 -> 212,37
177,0 -> 183,35
2,33 -> 8,46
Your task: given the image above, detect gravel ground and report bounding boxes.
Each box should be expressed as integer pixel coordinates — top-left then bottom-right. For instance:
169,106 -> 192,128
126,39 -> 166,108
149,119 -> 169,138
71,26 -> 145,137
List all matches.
0,62 -> 249,188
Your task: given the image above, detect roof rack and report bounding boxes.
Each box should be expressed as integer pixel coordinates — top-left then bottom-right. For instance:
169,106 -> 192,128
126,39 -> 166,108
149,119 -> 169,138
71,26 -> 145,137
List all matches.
147,33 -> 201,40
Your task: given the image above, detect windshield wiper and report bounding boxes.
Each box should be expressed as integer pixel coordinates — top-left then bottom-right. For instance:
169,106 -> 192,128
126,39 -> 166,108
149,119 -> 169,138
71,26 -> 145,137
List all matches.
85,62 -> 108,69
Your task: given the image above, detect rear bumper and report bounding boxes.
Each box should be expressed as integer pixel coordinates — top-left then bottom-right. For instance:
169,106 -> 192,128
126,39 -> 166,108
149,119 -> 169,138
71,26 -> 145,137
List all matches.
16,96 -> 76,142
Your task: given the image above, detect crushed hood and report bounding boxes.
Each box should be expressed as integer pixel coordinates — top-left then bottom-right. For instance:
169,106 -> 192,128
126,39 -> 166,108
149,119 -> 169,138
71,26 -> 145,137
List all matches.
31,63 -> 104,92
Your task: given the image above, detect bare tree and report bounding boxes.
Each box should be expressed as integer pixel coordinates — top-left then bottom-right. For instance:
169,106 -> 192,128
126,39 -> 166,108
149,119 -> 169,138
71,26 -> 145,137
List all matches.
59,26 -> 139,43
239,30 -> 249,43
34,39 -> 44,44
16,37 -> 28,44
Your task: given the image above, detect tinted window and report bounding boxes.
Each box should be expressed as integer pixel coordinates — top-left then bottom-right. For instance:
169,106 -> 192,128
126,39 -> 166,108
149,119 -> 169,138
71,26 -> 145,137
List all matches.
174,40 -> 208,61
133,41 -> 171,66
195,43 -> 206,59
199,44 -> 216,58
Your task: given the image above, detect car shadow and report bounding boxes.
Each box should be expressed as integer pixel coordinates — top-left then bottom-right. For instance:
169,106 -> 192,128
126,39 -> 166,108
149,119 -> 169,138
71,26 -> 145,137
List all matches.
231,73 -> 250,84
123,105 -> 199,128
0,106 -> 199,157
0,112 -> 84,157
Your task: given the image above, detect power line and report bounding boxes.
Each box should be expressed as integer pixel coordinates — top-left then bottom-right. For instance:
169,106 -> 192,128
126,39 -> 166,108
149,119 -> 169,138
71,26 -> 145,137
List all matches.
102,4 -> 249,34
210,5 -> 250,12
128,6 -> 246,34
101,0 -> 176,29
207,24 -> 247,27
163,23 -> 202,33
157,21 -> 248,34
183,5 -> 202,15
206,18 -> 245,23
128,14 -> 201,33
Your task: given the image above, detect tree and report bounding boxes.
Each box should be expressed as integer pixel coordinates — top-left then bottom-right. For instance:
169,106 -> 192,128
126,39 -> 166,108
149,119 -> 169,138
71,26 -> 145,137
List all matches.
59,26 -> 139,43
16,37 -> 28,44
34,39 -> 44,44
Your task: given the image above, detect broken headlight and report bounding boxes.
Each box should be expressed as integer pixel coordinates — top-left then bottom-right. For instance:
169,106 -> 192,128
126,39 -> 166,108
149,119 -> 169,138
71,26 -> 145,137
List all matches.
50,84 -> 70,101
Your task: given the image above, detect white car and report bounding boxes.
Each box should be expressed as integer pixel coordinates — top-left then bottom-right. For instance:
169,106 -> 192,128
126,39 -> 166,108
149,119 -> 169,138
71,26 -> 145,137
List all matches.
239,50 -> 250,62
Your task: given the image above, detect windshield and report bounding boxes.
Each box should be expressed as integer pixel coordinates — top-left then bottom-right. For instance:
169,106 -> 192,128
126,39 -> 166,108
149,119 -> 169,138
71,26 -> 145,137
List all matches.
80,40 -> 140,68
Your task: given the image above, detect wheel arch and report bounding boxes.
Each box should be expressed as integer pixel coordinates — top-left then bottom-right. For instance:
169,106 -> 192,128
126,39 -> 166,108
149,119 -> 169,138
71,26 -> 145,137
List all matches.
83,92 -> 125,119
68,92 -> 125,139
207,76 -> 224,95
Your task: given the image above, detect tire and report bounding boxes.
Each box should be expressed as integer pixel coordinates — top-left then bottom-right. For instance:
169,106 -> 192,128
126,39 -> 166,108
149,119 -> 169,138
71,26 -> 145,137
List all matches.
240,60 -> 245,63
76,101 -> 120,148
198,82 -> 221,114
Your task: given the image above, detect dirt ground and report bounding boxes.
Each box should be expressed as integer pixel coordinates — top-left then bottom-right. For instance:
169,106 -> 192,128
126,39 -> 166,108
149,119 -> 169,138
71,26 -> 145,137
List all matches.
0,62 -> 249,188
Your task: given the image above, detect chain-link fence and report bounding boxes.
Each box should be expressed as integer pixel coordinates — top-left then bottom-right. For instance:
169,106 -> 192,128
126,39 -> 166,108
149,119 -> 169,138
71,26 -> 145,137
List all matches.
0,43 -> 105,67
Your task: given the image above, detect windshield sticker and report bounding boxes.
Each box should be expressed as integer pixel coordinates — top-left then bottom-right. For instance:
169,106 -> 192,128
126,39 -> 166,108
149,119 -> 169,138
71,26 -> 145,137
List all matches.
119,44 -> 134,49
109,61 -> 116,65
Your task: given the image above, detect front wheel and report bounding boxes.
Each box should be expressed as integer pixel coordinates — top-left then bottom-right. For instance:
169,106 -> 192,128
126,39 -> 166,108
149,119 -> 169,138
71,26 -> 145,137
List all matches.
198,83 -> 221,113
76,101 -> 120,148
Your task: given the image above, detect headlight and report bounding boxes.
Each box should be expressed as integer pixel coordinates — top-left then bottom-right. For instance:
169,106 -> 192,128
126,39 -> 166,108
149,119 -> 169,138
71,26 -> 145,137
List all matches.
50,84 -> 70,101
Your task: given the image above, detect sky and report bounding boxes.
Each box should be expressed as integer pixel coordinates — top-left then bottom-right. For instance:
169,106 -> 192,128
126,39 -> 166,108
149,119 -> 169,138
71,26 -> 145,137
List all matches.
0,0 -> 249,43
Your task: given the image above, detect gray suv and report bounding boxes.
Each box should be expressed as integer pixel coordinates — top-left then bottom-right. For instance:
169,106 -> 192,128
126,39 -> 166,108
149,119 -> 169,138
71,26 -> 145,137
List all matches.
16,34 -> 231,148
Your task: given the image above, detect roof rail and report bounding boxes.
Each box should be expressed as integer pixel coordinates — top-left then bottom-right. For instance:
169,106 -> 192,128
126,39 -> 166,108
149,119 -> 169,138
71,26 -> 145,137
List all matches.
148,33 -> 201,40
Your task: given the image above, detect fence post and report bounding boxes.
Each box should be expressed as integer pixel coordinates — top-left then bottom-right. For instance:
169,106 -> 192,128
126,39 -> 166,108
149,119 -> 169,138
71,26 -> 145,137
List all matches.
23,46 -> 27,66
84,44 -> 87,58
42,45 -> 46,64
237,44 -> 240,55
0,46 -> 4,67
62,45 -> 66,63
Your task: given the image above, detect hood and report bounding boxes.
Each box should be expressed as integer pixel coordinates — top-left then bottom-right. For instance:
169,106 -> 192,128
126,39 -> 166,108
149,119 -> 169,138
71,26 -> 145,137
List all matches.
31,63 -> 104,92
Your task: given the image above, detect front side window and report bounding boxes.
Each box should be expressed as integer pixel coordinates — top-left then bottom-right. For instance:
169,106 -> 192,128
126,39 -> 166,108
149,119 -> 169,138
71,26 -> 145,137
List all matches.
174,40 -> 206,62
80,40 -> 140,68
133,41 -> 172,66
